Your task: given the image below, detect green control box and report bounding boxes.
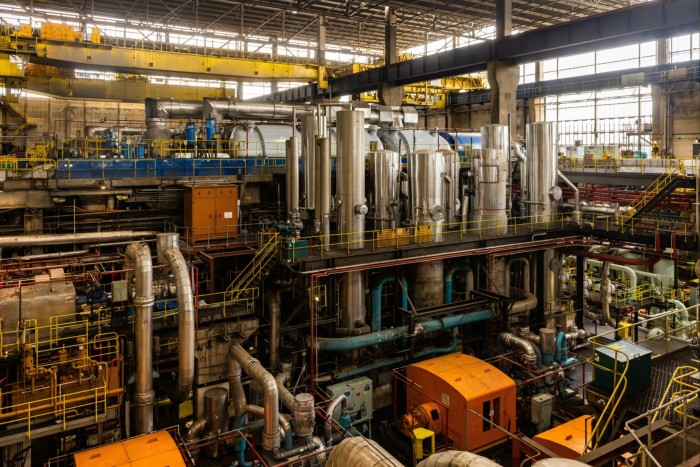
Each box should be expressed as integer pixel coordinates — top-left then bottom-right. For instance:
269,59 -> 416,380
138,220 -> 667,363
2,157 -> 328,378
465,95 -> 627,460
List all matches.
326,376 -> 373,421
593,340 -> 651,395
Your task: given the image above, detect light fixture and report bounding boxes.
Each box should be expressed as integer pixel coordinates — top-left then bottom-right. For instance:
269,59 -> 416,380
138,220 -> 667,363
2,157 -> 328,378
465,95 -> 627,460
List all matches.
95,180 -> 107,190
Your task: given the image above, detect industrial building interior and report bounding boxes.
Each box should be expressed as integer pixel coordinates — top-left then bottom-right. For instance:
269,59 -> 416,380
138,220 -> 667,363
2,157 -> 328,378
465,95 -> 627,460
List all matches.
0,0 -> 699,466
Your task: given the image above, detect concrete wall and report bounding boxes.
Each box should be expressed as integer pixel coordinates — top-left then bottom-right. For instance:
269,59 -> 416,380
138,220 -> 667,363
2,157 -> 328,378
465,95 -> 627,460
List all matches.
669,83 -> 700,157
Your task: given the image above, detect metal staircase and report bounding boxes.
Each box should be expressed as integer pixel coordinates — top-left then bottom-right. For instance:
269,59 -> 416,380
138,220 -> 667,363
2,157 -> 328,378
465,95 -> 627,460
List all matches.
225,231 -> 279,303
7,102 -> 35,136
619,163 -> 691,226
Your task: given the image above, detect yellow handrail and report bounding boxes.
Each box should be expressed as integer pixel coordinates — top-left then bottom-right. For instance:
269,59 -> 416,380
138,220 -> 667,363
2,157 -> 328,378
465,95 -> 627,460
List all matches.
225,232 -> 279,302
620,162 -> 685,223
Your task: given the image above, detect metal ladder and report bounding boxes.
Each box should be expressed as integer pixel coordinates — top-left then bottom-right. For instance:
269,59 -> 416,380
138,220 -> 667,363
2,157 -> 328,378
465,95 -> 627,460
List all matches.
225,231 -> 279,303
619,162 -> 686,225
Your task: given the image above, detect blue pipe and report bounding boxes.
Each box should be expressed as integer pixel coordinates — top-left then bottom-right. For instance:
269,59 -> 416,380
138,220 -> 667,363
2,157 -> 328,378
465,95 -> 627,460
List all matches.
370,275 -> 408,332
444,264 -> 472,304
234,416 -> 253,467
317,309 -> 492,351
555,331 -> 578,367
335,336 -> 460,380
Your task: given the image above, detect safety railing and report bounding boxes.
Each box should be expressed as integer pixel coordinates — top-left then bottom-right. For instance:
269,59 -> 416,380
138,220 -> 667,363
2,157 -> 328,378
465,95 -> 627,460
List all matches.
0,157 -> 56,179
558,157 -> 693,175
197,288 -> 259,317
620,162 -> 686,225
225,231 -> 279,303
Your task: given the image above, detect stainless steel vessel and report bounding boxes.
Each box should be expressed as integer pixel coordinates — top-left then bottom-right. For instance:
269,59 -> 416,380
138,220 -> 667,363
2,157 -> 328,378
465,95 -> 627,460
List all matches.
480,124 -> 510,153
367,150 -> 401,230
301,114 -> 318,210
440,149 -> 461,226
472,148 -> 508,233
336,110 -> 367,249
526,122 -> 560,224
408,150 -> 444,242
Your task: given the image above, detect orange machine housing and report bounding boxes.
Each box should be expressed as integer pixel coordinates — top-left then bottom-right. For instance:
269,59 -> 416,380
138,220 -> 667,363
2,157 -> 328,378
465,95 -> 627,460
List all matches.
533,416 -> 594,459
406,353 -> 516,452
184,184 -> 238,244
73,430 -> 186,467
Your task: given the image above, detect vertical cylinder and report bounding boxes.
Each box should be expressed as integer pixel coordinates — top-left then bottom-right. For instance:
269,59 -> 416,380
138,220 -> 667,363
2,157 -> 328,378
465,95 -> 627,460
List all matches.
440,149 -> 461,226
286,137 -> 300,220
480,124 -> 510,153
472,149 -> 508,233
318,136 -> 332,251
408,150 -> 444,242
412,261 -> 444,309
367,150 -> 401,231
301,114 -> 318,210
156,232 -> 179,264
336,111 -> 367,249
340,271 -> 366,331
526,122 -> 559,224
293,393 -> 315,440
204,387 -> 229,458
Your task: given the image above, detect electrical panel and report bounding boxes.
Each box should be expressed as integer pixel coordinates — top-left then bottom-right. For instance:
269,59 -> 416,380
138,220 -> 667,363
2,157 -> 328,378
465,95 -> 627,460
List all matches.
326,376 -> 373,421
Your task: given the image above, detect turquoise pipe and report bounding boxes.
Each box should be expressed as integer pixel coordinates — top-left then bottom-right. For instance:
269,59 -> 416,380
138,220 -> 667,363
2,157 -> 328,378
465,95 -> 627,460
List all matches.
555,331 -> 578,367
444,264 -> 472,304
234,416 -> 253,467
371,275 -> 408,332
335,336 -> 460,380
317,309 -> 491,351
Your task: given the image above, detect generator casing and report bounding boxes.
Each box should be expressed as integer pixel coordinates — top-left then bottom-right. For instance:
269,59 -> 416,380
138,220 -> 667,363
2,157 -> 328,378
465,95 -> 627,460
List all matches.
326,376 -> 373,421
406,353 -> 516,452
592,340 -> 651,395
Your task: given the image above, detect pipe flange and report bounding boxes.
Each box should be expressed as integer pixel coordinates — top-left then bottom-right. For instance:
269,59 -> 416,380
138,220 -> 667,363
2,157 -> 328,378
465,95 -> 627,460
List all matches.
134,390 -> 155,406
133,295 -> 155,307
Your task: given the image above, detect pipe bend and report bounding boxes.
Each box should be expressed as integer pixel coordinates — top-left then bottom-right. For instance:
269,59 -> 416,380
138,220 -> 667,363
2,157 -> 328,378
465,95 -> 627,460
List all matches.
498,332 -> 540,366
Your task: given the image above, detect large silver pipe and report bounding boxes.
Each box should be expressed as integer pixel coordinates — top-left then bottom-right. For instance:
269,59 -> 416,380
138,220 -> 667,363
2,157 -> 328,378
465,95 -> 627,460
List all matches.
0,231 -> 157,247
145,98 -> 203,121
317,136 -> 332,251
228,344 -> 280,451
301,115 -> 318,210
162,241 -> 194,404
367,150 -> 401,231
336,110 -> 367,249
285,137 -> 300,222
408,151 -> 445,242
510,288 -> 538,314
558,169 -> 581,225
19,249 -> 89,261
126,242 -> 155,435
600,261 -> 615,326
526,122 -> 559,224
268,291 -> 281,372
204,98 -> 314,122
512,143 -> 527,213
275,365 -> 296,411
440,149 -> 461,226
324,394 -> 348,442
326,437 -> 403,466
498,332 -> 541,367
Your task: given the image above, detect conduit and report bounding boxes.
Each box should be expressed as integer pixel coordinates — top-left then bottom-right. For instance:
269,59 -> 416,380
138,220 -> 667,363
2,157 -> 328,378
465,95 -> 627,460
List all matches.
316,310 -> 492,351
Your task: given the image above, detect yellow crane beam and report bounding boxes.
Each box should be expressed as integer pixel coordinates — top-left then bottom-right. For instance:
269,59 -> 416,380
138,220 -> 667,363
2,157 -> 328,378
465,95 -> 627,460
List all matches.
33,42 -> 327,86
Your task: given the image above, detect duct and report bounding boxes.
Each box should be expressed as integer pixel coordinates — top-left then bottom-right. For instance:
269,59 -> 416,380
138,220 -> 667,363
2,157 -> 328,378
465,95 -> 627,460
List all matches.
600,261 -> 615,326
511,143 -> 527,211
326,437 -> 403,466
510,288 -> 538,315
578,252 -> 656,267
558,169 -> 581,225
301,115 -> 318,210
505,257 -> 531,297
317,136 -> 332,251
585,259 -> 637,291
204,98 -> 314,122
126,242 -> 155,435
228,344 -> 280,451
85,126 -> 146,138
444,263 -> 474,304
370,275 -> 408,332
162,243 -> 194,404
0,230 -> 157,247
18,249 -> 89,261
563,202 -> 618,216
498,332 -> 541,366
417,450 -> 502,467
275,365 -> 296,412
526,122 -> 559,224
186,417 -> 208,442
267,291 -> 282,372
145,98 -> 203,121
316,309 -> 493,351
336,110 -> 367,249
325,394 -> 348,443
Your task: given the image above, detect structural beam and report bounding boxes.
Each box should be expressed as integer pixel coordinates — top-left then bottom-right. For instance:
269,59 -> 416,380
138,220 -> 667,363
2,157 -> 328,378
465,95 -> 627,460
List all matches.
257,0 -> 700,101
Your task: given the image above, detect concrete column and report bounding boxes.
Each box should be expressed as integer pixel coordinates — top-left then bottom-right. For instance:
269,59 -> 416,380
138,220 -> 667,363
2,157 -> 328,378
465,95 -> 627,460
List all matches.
530,61 -> 546,122
379,7 -> 404,106
496,0 -> 512,40
317,15 -> 326,66
487,60 -> 519,125
652,39 -> 669,154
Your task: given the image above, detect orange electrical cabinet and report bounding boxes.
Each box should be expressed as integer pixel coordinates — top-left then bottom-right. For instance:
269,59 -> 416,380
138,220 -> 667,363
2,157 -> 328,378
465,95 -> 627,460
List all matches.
73,431 -> 186,467
184,184 -> 238,243
406,353 -> 516,453
533,416 -> 594,458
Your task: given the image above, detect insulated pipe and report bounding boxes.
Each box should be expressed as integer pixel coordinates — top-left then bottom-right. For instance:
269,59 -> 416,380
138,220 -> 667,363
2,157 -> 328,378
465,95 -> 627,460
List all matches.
267,291 -> 281,372
577,251 -> 657,267
511,143 -> 527,207
324,394 -> 348,443
511,288 -> 538,314
370,275 -> 408,332
163,245 -> 195,404
317,136 -> 332,251
0,231 -> 157,247
444,264 -> 474,304
505,257 -> 531,297
600,261 -> 615,326
203,98 -> 314,122
498,332 -> 541,366
228,344 -> 280,451
326,437 -> 403,466
558,169 -> 581,225
126,242 -> 155,435
301,114 -> 318,210
145,98 -> 202,121
585,259 -> 638,290
285,137 -> 300,222
417,450 -> 502,467
186,417 -> 208,442
316,309 -> 492,351
18,249 -> 89,261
